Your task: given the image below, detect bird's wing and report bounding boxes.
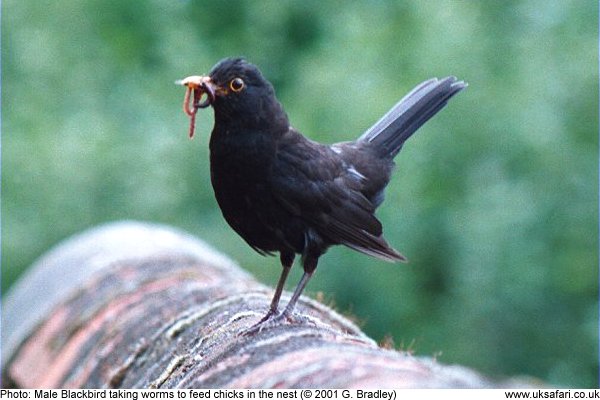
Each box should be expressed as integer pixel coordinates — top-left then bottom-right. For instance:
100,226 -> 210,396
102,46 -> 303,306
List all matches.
271,134 -> 405,262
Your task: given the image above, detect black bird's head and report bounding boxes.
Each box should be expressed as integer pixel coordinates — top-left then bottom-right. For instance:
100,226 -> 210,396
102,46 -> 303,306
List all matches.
178,58 -> 289,134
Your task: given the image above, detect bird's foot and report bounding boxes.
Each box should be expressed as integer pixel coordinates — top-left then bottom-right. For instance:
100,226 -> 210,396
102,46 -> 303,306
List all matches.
242,309 -> 295,336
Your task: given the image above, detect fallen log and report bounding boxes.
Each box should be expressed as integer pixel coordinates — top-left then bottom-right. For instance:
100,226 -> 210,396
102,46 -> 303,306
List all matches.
2,221 -> 522,388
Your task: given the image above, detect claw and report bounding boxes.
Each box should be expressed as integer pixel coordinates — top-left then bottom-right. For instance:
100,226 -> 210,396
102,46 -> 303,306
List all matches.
241,309 -> 298,336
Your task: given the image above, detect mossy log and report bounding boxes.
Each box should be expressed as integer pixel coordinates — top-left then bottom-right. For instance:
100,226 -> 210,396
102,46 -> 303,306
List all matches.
2,222 -> 522,388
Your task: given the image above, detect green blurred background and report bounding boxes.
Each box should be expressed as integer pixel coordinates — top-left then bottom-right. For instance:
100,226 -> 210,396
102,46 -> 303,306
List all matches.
2,0 -> 598,388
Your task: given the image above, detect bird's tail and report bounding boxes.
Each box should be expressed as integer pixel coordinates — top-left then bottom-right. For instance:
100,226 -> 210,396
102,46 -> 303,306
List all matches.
358,76 -> 467,158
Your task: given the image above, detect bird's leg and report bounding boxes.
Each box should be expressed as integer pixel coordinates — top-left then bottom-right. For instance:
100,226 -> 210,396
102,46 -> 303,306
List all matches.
242,253 -> 294,335
243,254 -> 316,335
247,252 -> 294,329
246,271 -> 313,336
281,270 -> 314,321
256,252 -> 294,324
280,251 -> 319,320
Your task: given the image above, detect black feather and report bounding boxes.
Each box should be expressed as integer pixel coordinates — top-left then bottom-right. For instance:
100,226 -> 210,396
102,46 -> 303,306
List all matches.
359,77 -> 467,158
194,58 -> 465,321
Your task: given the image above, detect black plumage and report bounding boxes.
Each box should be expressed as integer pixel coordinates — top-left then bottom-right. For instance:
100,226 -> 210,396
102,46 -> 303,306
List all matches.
179,58 -> 466,327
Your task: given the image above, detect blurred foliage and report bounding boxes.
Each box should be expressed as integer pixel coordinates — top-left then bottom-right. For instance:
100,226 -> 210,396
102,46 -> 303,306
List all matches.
2,0 -> 597,388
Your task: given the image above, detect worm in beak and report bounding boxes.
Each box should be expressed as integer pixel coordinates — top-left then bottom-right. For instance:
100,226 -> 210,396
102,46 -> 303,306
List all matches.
176,75 -> 215,138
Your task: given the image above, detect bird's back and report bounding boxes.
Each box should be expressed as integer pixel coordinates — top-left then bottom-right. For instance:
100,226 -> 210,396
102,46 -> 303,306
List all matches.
269,129 -> 405,261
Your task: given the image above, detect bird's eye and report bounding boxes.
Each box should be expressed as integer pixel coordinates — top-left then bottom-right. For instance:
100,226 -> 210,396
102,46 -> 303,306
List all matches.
229,77 -> 245,92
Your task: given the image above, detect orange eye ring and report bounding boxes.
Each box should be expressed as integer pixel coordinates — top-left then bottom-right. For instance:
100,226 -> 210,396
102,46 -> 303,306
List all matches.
229,77 -> 245,92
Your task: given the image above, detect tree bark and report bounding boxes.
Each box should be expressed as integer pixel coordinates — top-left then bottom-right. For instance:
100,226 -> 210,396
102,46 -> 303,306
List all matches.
2,221 -> 523,388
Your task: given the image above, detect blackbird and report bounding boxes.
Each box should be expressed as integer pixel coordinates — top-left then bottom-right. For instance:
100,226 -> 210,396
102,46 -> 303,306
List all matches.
178,58 -> 466,327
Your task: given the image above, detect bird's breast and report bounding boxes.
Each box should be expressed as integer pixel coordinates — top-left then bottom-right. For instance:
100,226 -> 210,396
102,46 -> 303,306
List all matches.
209,128 -> 276,187
208,127 -> 298,252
